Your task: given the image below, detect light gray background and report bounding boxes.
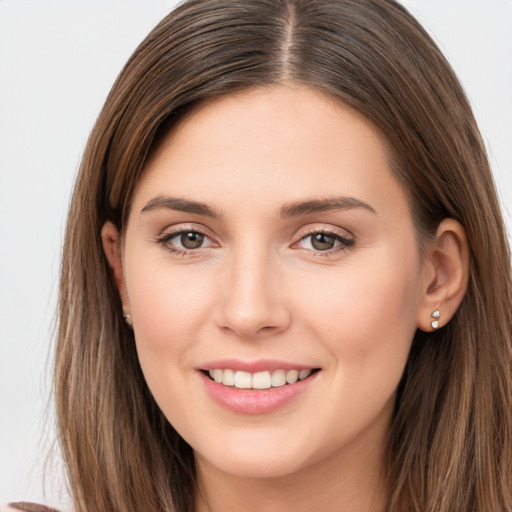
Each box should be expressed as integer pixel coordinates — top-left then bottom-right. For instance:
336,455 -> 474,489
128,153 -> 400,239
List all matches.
1,0 -> 511,507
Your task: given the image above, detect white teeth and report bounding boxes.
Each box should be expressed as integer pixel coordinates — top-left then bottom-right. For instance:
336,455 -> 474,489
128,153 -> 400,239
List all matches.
234,371 -> 252,389
222,369 -> 235,386
271,369 -> 286,387
299,369 -> 312,380
252,371 -> 272,389
207,368 -> 315,389
286,369 -> 299,384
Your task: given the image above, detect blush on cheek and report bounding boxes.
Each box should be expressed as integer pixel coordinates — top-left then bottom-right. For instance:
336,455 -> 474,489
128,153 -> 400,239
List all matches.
325,270 -> 418,358
129,266 -> 211,346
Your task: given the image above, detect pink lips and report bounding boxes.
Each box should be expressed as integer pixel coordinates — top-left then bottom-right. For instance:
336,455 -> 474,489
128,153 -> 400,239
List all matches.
199,359 -> 319,415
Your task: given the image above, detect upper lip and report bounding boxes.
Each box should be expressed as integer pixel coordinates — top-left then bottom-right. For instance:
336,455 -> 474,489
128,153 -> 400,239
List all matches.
199,359 -> 319,373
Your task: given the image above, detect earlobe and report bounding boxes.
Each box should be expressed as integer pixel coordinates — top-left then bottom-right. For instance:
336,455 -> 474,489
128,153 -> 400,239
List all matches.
101,221 -> 130,315
417,219 -> 470,332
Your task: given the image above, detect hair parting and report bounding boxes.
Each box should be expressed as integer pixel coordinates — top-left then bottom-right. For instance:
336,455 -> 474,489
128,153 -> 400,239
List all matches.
56,1 -> 512,511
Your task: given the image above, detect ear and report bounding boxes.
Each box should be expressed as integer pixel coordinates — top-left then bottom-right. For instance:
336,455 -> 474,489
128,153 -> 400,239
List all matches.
417,218 -> 469,332
101,221 -> 131,316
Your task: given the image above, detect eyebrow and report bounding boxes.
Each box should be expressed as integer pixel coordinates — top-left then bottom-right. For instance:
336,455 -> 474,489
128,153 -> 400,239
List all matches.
140,195 -> 376,219
279,196 -> 377,218
140,196 -> 223,219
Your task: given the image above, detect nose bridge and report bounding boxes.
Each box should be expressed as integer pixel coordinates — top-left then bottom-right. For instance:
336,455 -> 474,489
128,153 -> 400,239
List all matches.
217,240 -> 289,337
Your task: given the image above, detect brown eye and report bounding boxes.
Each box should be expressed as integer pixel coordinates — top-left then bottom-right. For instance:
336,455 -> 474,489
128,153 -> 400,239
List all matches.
158,229 -> 215,254
180,232 -> 205,249
311,233 -> 336,251
296,230 -> 354,253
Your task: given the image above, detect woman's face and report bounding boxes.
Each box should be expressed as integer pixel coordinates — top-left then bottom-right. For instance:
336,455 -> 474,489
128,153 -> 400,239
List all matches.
117,86 -> 429,480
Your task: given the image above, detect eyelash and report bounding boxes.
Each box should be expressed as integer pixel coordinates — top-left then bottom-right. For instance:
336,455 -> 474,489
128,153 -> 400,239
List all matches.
155,227 -> 355,257
295,229 -> 355,256
156,227 -> 215,256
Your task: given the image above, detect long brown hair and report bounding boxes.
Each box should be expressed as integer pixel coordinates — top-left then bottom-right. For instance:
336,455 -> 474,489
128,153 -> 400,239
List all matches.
56,1 -> 512,510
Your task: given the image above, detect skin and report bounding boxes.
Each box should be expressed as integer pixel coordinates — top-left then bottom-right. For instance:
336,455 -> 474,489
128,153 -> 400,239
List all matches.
102,85 -> 469,512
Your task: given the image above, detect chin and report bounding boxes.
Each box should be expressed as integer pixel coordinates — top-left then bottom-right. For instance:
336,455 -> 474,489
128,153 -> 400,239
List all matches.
192,428 -> 328,481
199,450 -> 311,480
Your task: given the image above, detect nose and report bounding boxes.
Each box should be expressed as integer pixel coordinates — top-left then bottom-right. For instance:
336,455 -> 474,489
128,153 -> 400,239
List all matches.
215,247 -> 291,338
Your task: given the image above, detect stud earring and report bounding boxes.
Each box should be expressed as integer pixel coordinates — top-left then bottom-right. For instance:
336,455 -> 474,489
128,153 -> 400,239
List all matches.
431,309 -> 440,330
123,312 -> 133,327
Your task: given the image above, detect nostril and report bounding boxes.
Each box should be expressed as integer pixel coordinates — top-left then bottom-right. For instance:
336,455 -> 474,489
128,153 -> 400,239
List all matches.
256,325 -> 274,333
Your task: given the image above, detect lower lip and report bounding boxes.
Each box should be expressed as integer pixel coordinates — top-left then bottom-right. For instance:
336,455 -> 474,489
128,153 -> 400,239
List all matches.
200,371 -> 319,415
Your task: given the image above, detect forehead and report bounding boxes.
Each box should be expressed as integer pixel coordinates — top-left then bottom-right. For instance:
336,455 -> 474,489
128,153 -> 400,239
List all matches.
133,85 -> 409,222
157,85 -> 387,163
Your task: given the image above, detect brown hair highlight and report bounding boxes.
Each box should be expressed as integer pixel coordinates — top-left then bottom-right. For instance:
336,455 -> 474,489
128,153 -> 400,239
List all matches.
56,1 -> 512,511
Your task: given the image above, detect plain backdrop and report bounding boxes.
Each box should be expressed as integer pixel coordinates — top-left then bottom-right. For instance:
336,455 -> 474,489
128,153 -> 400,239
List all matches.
1,0 -> 511,507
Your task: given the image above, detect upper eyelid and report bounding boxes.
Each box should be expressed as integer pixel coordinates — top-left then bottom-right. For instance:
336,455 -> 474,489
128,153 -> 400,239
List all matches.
295,232 -> 354,247
295,224 -> 354,240
158,223 -> 214,238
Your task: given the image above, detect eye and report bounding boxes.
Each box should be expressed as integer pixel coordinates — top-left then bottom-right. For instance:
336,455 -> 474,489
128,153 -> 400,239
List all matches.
297,230 -> 354,252
307,233 -> 337,251
157,229 -> 215,253
177,231 -> 206,249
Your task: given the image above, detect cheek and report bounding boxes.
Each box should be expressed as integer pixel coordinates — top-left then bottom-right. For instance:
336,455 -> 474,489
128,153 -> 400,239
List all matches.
125,254 -> 216,381
293,244 -> 422,371
128,255 -> 208,328
125,262 -> 214,425
298,251 -> 422,436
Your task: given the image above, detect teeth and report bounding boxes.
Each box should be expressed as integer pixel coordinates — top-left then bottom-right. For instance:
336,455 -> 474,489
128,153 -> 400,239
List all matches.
286,369 -> 299,384
222,369 -> 235,386
252,371 -> 272,389
299,369 -> 312,380
234,370 -> 252,389
271,369 -> 286,387
206,368 -> 315,389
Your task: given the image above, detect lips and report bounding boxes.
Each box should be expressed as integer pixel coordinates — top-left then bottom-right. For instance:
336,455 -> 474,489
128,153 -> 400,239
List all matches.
199,360 -> 321,414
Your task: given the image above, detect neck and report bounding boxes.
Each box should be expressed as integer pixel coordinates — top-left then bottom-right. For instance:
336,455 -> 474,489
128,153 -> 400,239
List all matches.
194,429 -> 388,512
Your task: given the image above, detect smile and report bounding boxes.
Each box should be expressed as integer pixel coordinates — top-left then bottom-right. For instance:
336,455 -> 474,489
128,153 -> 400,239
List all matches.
200,367 -> 321,414
206,368 -> 317,389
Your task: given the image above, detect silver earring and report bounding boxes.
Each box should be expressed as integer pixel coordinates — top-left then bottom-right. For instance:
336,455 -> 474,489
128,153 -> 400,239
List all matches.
123,312 -> 133,327
431,309 -> 440,330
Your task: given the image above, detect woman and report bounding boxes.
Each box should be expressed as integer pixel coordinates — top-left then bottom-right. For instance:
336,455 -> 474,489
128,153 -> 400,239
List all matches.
8,0 -> 512,511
